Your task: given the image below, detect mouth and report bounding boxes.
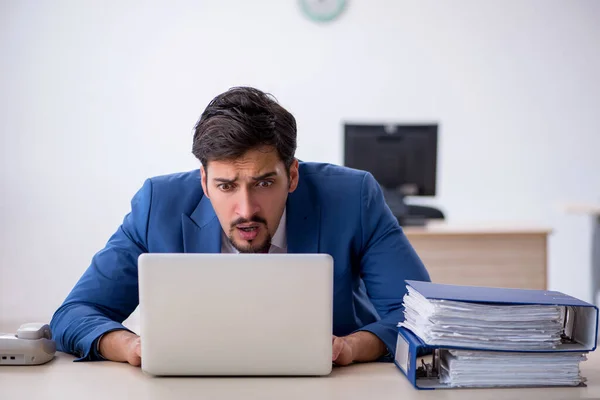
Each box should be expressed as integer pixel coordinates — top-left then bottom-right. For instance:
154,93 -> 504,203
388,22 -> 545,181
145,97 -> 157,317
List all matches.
235,224 -> 262,241
236,223 -> 260,231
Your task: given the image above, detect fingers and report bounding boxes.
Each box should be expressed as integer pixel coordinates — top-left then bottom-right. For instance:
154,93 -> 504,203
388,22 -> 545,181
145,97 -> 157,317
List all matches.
332,336 -> 343,361
127,337 -> 142,367
134,338 -> 142,357
129,355 -> 141,367
332,336 -> 353,366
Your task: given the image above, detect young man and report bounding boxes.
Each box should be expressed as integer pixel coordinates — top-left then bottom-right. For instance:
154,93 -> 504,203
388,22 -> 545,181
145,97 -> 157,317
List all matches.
50,87 -> 430,367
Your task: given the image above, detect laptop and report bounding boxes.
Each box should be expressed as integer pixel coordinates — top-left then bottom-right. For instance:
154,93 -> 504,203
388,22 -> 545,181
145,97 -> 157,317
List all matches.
137,253 -> 334,376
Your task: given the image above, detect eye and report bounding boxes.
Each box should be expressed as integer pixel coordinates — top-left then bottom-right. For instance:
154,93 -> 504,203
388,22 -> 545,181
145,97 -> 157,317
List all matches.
218,183 -> 235,192
256,180 -> 273,188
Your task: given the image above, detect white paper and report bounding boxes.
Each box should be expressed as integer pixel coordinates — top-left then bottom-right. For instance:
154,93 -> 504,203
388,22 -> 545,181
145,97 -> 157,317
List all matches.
399,285 -> 565,350
438,350 -> 586,387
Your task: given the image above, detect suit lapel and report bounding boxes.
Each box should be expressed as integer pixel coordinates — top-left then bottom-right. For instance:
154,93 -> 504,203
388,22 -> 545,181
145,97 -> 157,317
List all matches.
286,178 -> 320,254
181,195 -> 222,253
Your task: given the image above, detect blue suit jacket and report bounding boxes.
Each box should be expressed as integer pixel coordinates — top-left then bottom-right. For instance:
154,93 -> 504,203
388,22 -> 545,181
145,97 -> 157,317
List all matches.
50,162 -> 430,361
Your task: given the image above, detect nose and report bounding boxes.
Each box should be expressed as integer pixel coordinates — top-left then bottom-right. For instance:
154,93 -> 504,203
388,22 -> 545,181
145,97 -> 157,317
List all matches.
235,189 -> 260,219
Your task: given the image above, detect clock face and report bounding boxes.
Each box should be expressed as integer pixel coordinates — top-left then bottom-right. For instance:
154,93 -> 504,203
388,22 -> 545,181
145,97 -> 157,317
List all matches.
299,0 -> 347,22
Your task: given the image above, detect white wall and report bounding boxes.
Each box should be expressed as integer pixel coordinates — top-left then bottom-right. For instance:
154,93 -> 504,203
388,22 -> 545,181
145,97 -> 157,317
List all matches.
1,0 -> 599,326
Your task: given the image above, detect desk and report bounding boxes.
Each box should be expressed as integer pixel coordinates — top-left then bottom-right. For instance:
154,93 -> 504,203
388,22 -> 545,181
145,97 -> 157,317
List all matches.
565,203 -> 600,305
404,224 -> 550,289
1,350 -> 599,399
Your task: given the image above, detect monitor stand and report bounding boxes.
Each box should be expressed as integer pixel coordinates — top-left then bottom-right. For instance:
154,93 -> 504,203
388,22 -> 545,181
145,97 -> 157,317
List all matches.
382,188 -> 436,226
382,187 -> 407,217
381,188 -> 428,227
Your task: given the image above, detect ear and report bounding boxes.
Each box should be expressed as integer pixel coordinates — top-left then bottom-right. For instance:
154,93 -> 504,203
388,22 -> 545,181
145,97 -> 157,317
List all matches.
288,159 -> 299,193
200,165 -> 209,198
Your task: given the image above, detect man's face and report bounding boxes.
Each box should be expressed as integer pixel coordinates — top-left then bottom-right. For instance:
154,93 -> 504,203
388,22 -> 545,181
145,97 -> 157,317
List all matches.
200,147 -> 299,253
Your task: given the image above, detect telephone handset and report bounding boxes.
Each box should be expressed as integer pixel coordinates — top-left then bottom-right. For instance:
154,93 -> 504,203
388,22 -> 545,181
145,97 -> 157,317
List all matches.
0,323 -> 56,365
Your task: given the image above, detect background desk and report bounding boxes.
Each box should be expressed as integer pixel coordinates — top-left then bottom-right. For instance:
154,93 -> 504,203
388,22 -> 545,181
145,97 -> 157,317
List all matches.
2,349 -> 598,399
404,224 -> 550,289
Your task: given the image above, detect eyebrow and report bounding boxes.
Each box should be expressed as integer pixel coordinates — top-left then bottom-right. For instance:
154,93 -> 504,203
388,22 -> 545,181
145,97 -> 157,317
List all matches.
251,171 -> 277,181
212,171 -> 278,184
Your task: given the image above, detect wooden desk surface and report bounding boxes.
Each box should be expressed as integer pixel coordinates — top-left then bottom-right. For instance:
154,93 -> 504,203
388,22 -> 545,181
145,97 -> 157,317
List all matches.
403,222 -> 552,236
2,350 -> 599,399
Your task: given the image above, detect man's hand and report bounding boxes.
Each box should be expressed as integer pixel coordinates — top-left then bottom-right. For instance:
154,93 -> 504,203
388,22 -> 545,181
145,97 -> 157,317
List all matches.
332,336 -> 354,366
98,330 -> 142,366
332,331 -> 387,366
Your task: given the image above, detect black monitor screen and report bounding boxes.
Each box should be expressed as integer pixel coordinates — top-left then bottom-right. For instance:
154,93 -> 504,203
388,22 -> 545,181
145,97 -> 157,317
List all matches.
343,124 -> 438,196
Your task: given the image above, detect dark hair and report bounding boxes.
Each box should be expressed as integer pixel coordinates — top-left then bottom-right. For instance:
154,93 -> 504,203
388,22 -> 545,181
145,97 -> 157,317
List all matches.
192,87 -> 297,171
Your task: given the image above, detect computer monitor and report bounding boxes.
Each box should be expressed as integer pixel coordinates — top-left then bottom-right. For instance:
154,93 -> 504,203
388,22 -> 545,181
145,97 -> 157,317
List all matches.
343,123 -> 439,224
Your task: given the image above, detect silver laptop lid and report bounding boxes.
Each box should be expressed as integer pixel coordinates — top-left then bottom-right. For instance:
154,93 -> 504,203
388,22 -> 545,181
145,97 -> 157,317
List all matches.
138,253 -> 333,376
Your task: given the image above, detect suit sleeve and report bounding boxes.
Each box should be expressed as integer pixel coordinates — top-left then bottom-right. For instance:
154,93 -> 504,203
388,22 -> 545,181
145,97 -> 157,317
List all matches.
49,179 -> 153,361
355,172 -> 431,359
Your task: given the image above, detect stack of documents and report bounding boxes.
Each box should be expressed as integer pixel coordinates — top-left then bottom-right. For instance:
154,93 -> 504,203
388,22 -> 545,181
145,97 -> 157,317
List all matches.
400,284 -> 565,350
439,350 -> 586,388
394,280 -> 599,390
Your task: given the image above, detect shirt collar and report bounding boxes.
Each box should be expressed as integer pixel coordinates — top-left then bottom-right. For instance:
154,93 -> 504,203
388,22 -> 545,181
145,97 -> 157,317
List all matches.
270,208 -> 287,251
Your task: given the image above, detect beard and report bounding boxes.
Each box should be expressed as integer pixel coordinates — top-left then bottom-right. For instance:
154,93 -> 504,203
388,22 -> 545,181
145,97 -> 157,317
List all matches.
228,232 -> 272,253
228,215 -> 272,253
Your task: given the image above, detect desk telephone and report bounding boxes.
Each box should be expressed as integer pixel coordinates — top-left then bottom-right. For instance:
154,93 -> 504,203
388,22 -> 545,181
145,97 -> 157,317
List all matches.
0,323 -> 56,365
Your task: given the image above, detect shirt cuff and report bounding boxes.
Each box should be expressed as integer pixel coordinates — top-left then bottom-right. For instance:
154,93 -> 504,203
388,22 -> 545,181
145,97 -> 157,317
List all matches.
74,323 -> 132,362
94,334 -> 107,360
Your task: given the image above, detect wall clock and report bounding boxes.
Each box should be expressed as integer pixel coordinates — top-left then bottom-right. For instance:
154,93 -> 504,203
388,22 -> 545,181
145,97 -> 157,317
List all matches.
299,0 -> 347,23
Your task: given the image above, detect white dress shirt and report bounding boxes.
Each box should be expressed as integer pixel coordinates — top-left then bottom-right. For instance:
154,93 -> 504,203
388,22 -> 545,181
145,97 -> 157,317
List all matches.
221,208 -> 287,254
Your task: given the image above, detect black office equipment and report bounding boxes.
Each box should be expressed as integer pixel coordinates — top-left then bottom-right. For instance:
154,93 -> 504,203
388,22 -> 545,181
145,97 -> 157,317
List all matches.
343,123 -> 443,226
